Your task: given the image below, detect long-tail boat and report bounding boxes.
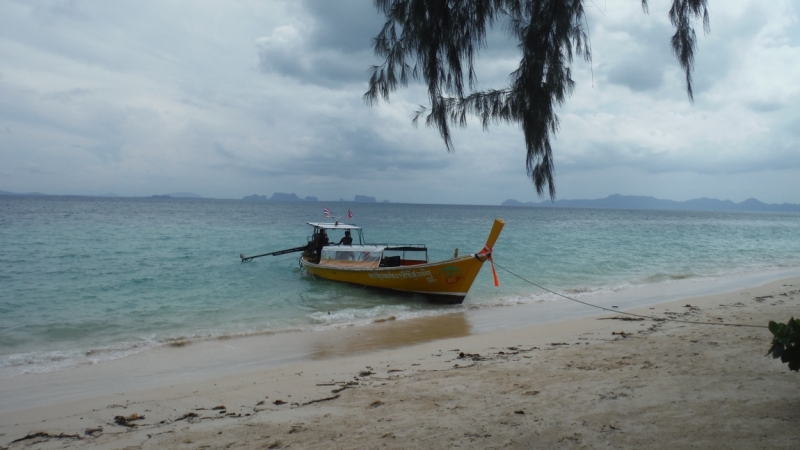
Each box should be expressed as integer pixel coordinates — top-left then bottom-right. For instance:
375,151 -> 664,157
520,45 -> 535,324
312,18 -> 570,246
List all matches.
297,219 -> 504,304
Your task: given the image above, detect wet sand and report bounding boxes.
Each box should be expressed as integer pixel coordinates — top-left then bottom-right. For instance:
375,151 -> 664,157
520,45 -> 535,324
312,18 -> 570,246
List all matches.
1,277 -> 799,449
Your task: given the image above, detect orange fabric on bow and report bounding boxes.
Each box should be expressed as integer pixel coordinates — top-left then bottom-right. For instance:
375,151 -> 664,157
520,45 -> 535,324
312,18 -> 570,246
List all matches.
480,245 -> 500,287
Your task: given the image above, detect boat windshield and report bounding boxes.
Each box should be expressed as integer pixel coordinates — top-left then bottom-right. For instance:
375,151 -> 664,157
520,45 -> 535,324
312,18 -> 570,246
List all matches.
319,245 -> 385,268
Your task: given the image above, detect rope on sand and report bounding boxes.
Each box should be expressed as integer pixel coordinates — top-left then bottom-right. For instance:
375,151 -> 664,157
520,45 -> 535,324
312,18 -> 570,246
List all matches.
493,261 -> 768,329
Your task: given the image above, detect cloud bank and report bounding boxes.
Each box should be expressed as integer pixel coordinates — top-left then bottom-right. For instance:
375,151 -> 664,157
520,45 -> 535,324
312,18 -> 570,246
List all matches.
0,0 -> 798,204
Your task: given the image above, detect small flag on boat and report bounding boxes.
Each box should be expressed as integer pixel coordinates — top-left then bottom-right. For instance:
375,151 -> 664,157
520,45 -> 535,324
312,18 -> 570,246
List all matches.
323,207 -> 331,218
347,209 -> 353,219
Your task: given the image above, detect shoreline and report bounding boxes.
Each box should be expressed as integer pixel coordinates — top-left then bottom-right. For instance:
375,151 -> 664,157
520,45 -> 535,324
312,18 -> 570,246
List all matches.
3,265 -> 799,382
2,275 -> 800,448
2,267 -> 800,412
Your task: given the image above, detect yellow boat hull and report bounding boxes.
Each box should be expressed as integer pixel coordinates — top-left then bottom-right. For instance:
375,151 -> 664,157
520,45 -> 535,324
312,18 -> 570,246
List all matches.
300,219 -> 504,304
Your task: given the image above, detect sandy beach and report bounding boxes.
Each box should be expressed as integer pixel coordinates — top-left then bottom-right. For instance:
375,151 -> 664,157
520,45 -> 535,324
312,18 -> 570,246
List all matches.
2,277 -> 799,449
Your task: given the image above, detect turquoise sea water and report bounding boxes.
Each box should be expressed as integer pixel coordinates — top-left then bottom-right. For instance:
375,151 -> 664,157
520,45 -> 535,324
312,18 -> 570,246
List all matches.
2,196 -> 800,376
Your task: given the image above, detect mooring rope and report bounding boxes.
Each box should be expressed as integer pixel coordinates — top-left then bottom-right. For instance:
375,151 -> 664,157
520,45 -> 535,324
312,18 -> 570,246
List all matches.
492,261 -> 768,329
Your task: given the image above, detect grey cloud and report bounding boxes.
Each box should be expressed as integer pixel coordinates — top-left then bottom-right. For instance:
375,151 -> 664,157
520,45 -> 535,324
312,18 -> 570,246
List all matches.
559,135 -> 800,176
31,0 -> 89,20
256,2 -> 522,92
684,3 -> 775,97
747,101 -> 783,113
601,21 -> 674,93
257,38 -> 372,87
303,0 -> 384,53
2,0 -> 798,203
257,0 -> 382,87
42,88 -> 93,103
214,143 -> 238,161
606,61 -> 666,92
86,143 -> 123,162
220,126 -> 452,181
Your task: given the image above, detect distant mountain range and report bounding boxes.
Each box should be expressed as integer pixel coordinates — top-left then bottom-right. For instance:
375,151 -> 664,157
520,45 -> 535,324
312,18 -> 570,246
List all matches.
0,189 -> 48,196
502,194 -> 800,212
0,190 -> 204,198
243,192 -> 319,202
162,192 -> 203,198
242,193 -> 389,203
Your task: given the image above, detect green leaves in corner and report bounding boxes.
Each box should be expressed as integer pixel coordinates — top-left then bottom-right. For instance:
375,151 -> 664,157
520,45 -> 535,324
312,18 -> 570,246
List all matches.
767,317 -> 800,371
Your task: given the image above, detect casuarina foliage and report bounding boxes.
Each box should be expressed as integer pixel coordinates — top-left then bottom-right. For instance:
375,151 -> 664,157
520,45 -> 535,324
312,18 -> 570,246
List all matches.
364,0 -> 709,199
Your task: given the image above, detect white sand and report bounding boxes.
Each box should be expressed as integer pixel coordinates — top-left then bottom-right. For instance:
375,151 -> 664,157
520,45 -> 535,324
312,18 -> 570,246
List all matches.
2,277 -> 799,449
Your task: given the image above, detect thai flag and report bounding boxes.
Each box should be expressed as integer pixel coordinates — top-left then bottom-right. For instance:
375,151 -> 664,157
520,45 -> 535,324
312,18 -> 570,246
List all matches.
323,207 -> 331,218
347,209 -> 353,219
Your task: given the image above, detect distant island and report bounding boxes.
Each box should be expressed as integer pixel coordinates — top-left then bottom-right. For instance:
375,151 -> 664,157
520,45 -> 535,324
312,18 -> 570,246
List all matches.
149,192 -> 205,199
0,189 -> 47,196
162,192 -> 203,198
354,195 -> 376,203
1,189 -> 393,203
242,193 -> 387,203
502,194 -> 800,213
243,192 -> 319,202
0,190 -> 203,199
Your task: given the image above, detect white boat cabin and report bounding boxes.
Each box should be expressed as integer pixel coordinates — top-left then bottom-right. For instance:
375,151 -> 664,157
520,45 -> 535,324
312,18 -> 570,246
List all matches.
306,222 -> 428,268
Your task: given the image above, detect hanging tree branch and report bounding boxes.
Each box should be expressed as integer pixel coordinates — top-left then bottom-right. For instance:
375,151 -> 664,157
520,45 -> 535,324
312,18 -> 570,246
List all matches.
364,0 -> 709,199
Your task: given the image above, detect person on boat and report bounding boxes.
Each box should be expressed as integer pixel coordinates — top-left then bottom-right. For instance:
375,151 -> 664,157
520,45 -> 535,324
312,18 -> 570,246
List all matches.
320,229 -> 329,247
337,230 -> 353,246
309,229 -> 329,263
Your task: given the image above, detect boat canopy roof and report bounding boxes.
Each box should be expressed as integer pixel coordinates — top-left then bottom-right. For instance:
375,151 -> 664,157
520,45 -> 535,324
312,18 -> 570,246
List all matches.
307,222 -> 361,230
321,245 -> 385,253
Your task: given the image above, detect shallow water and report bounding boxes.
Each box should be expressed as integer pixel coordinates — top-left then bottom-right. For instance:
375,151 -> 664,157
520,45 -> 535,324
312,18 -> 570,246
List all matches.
2,196 -> 800,376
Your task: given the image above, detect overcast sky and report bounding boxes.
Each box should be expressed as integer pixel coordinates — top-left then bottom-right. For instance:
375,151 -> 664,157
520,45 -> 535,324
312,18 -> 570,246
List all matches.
1,0 -> 798,204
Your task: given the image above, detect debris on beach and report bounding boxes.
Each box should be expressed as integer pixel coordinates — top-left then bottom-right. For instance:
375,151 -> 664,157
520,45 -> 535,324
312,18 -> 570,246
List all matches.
301,394 -> 340,406
458,351 -> 485,361
175,412 -> 199,421
10,431 -> 82,444
369,400 -> 384,408
331,381 -> 359,393
288,424 -> 305,434
514,410 -> 525,414
273,399 -> 287,405
84,426 -> 103,436
358,369 -> 375,377
113,413 -> 145,427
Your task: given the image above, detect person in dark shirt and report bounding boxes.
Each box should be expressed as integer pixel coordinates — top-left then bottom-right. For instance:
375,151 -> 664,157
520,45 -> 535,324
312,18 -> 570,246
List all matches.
309,229 -> 329,263
338,230 -> 353,245
320,230 -> 329,246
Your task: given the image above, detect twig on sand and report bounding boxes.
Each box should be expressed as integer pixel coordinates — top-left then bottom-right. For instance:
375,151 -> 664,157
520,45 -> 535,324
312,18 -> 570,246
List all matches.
331,381 -> 360,394
11,432 -> 82,444
175,412 -> 199,422
301,395 -> 340,406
